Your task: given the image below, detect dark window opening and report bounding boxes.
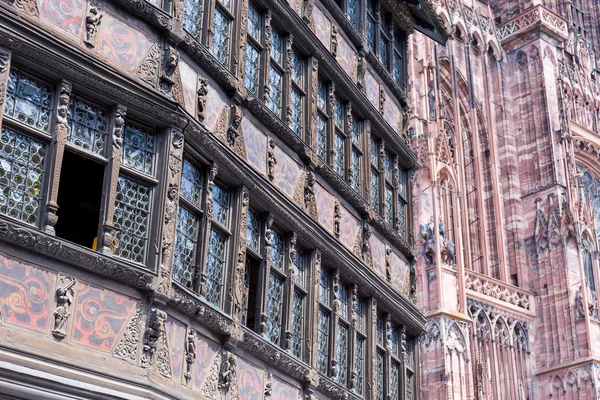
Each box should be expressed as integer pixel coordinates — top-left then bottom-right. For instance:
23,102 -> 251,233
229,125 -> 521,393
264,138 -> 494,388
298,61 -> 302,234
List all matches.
244,255 -> 261,331
55,151 -> 104,249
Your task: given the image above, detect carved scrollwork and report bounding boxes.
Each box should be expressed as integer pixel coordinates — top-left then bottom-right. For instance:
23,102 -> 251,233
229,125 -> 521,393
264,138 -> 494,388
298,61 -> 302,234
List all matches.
135,42 -> 161,89
113,305 -> 144,362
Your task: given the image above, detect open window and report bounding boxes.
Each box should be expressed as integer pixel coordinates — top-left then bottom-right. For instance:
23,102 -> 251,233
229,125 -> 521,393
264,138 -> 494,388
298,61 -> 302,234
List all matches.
243,255 -> 261,330
55,151 -> 104,249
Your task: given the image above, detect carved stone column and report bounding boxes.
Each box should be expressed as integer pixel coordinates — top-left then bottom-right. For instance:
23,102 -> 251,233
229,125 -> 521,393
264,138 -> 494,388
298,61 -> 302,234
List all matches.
348,284 -> 358,390
263,11 -> 273,106
43,80 -> 72,235
259,212 -> 274,337
330,268 -> 340,378
197,162 -> 218,295
368,297 -> 378,400
237,0 -> 249,95
284,232 -> 297,350
0,49 -> 12,131
310,249 -> 322,368
98,104 -> 126,254
328,82 -> 336,168
230,187 -> 249,323
285,35 -> 294,127
309,57 -> 318,157
156,128 -> 184,302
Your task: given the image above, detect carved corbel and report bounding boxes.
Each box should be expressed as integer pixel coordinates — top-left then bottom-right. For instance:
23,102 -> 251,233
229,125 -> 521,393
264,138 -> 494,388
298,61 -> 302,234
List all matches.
52,275 -> 76,339
159,43 -> 180,96
44,81 -> 72,235
84,1 -> 103,48
267,139 -> 277,182
197,76 -> 209,122
141,307 -> 168,368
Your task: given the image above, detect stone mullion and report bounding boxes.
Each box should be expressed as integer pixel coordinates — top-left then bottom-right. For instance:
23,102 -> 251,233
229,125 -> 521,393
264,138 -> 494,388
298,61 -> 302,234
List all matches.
156,128 -> 184,301
98,104 -> 126,254
284,232 -> 297,351
0,49 -> 12,131
43,80 -> 72,235
368,297 -> 378,400
310,249 -> 322,368
237,0 -> 249,94
330,268 -> 340,379
230,187 -> 249,323
309,57 -> 318,160
263,11 -> 272,106
348,284 -> 358,391
195,162 -> 218,295
259,212 -> 274,338
285,35 -> 294,129
328,82 -> 336,168
205,0 -> 217,49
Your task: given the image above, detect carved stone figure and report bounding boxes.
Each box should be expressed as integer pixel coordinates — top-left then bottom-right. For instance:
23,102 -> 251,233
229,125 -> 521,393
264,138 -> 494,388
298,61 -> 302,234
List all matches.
331,25 -> 339,57
84,4 -> 102,47
184,327 -> 196,381
52,277 -> 75,338
362,223 -> 372,265
228,105 -> 242,147
304,170 -> 316,209
264,373 -> 273,399
267,139 -> 277,182
164,47 -> 179,79
142,308 -> 167,367
197,77 -> 209,121
575,286 -> 585,319
112,105 -> 126,151
420,222 -> 435,266
334,200 -> 341,238
218,351 -> 237,393
438,220 -> 456,265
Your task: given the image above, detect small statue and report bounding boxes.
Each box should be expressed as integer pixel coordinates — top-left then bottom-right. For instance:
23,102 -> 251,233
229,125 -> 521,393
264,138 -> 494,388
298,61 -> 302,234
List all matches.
227,108 -> 242,147
52,278 -> 75,338
84,5 -> 102,47
184,328 -> 196,381
419,222 -> 435,266
218,352 -> 237,393
334,201 -> 341,238
267,139 -> 277,182
164,48 -> 179,78
576,285 -> 585,319
197,77 -> 209,121
331,25 -> 339,57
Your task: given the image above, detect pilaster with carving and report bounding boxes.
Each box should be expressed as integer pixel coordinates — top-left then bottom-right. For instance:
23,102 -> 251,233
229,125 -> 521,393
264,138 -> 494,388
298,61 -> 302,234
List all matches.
263,11 -> 273,105
328,82 -> 336,167
157,129 -> 184,300
347,104 -> 354,187
330,268 -> 340,378
99,104 -> 127,254
331,25 -> 338,57
51,275 -> 76,339
141,307 -> 167,369
43,81 -> 72,235
309,57 -> 318,155
237,0 -> 249,95
184,327 -> 196,383
259,212 -> 274,336
348,283 -> 358,390
0,49 -> 12,131
379,86 -> 385,115
368,297 -> 378,400
285,35 -> 294,127
84,1 -> 103,48
284,232 -> 298,350
267,139 -> 277,182
310,249 -> 322,368
304,168 -> 318,219
228,104 -> 245,157
159,42 -> 180,96
197,162 -> 218,295
231,188 -> 249,323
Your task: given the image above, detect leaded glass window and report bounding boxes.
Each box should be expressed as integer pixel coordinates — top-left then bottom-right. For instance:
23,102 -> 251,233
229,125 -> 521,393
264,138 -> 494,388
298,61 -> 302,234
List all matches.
352,150 -> 361,192
398,170 -> 408,236
113,176 -> 150,264
406,338 -> 416,400
390,362 -> 400,400
173,206 -> 199,288
316,80 -> 329,161
245,44 -> 261,94
317,116 -> 327,160
5,68 -> 52,132
393,30 -> 407,86
335,323 -> 349,385
247,4 -> 261,38
270,30 -> 283,63
289,51 -> 305,136
356,298 -> 366,332
366,0 -> 376,52
0,127 -> 45,225
67,97 -> 108,154
122,122 -> 155,175
317,309 -> 330,373
371,169 -> 380,212
376,314 -> 385,346
270,228 -> 284,270
212,183 -> 229,226
376,351 -> 385,400
334,133 -> 345,176
290,88 -> 303,135
351,117 -> 363,193
317,81 -> 327,110
385,184 -> 394,224
293,248 -> 306,288
354,337 -> 365,396
247,209 -> 261,253
212,6 -> 230,65
320,268 -> 331,305
334,98 -> 345,130
183,0 -> 203,38
265,272 -> 284,344
289,290 -> 304,357
348,0 -> 359,29
180,158 -> 203,207
385,152 -> 394,181
205,228 -> 226,307
370,137 -> 379,163
268,66 -> 283,117
390,326 -> 399,354
337,282 -> 349,319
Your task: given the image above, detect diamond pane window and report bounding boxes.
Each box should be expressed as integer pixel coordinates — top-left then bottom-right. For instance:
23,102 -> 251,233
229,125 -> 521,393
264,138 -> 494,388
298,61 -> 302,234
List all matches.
385,184 -> 394,224
348,0 -> 358,28
317,81 -> 327,110
394,52 -> 403,85
6,69 -> 52,132
242,260 -> 251,325
335,323 -> 349,385
380,33 -> 389,65
398,170 -> 407,196
212,8 -> 230,65
245,44 -> 260,94
337,282 -> 349,320
291,52 -> 303,84
319,269 -> 330,305
270,229 -> 284,270
398,198 -> 406,236
265,273 -> 284,344
293,248 -> 306,288
290,88 -> 303,135
334,133 -> 345,177
390,362 -> 400,400
376,351 -> 385,400
371,169 -> 380,211
289,290 -> 304,357
406,371 -> 414,400
173,206 -> 199,288
376,315 -> 385,346
183,0 -> 202,38
355,298 -> 366,332
219,0 -> 231,12
317,116 -> 327,160
122,122 -> 155,175
248,4 -> 261,39
351,150 -> 361,192
354,337 -> 365,395
367,18 -> 376,52
212,183 -> 229,226
205,228 -> 226,307
370,138 -> 379,166
247,209 -> 261,252
268,67 -> 283,117
334,99 -> 345,130
270,30 -> 283,64
352,118 -> 362,146
390,326 -> 399,354
180,158 -> 203,207
67,98 -> 108,154
406,339 -> 415,369
385,152 -> 394,181
317,309 -> 330,373
0,127 -> 45,225
113,176 -> 150,264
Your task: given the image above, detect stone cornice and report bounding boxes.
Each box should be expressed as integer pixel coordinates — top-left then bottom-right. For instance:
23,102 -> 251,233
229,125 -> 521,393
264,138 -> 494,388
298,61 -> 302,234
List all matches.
111,0 -> 172,31
497,5 -> 569,45
0,216 -> 155,291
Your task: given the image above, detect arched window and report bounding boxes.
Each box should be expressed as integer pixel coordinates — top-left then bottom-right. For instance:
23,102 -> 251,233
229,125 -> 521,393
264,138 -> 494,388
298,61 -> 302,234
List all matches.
583,239 -> 595,292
